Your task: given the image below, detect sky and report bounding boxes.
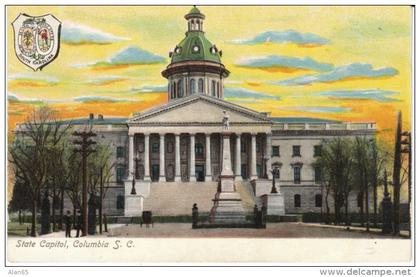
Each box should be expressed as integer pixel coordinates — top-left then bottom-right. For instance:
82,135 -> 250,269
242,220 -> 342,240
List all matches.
6,6 -> 413,144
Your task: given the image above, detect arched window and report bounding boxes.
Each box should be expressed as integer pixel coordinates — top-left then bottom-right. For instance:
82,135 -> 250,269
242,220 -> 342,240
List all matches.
172,82 -> 176,99
315,194 -> 322,207
198,79 -> 204,93
190,79 -> 196,94
211,80 -> 216,96
177,79 -> 183,97
294,194 -> 301,208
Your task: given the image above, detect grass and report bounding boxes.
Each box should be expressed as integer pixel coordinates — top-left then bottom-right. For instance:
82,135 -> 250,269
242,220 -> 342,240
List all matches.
7,222 -> 37,237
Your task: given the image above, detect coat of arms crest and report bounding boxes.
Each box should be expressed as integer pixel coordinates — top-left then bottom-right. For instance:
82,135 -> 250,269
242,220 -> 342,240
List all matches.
12,13 -> 61,71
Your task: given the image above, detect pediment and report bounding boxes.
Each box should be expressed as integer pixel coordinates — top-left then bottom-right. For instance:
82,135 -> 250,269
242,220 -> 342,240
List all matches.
129,94 -> 271,125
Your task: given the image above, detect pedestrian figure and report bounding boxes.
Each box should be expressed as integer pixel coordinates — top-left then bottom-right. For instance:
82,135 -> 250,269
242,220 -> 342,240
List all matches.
64,210 -> 72,238
192,203 -> 199,228
75,210 -> 82,238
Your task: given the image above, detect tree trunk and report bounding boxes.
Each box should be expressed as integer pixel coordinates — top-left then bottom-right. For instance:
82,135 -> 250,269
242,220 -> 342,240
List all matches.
334,191 -> 339,225
59,187 -> 64,230
52,195 -> 57,232
31,200 -> 37,237
360,190 -> 365,227
18,209 -> 22,225
364,171 -> 370,232
345,193 -> 350,226
325,190 -> 331,224
373,181 -> 378,228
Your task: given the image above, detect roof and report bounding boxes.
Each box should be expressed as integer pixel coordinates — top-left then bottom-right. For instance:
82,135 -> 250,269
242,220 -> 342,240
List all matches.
185,6 -> 205,19
59,117 -> 128,125
171,31 -> 221,64
271,117 -> 341,123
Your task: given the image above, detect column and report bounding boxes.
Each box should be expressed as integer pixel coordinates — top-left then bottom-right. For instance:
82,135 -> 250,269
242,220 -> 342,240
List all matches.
235,133 -> 242,181
205,133 -> 212,181
189,133 -> 196,182
144,133 -> 150,181
250,133 -> 258,180
159,133 -> 166,182
174,134 -> 181,182
265,133 -> 273,180
128,134 -> 134,180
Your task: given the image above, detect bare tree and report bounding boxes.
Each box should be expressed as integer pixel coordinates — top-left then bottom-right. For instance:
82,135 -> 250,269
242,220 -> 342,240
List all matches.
9,106 -> 70,237
316,137 -> 353,225
86,144 -> 115,233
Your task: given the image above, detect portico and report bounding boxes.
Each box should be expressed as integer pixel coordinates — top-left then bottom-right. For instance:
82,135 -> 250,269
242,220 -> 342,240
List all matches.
126,94 -> 273,183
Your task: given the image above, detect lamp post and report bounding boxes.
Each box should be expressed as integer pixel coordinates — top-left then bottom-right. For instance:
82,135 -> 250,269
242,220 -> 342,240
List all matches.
270,167 -> 279,194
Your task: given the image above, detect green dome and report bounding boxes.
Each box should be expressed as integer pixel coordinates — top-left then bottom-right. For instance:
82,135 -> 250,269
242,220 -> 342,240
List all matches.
171,31 -> 221,64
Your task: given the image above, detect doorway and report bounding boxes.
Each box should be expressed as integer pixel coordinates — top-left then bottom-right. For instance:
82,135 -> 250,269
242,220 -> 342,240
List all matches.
195,165 -> 204,182
151,164 -> 159,182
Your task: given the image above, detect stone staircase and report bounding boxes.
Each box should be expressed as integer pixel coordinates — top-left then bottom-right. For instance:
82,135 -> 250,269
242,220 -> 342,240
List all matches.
143,182 -> 218,216
142,181 -> 259,216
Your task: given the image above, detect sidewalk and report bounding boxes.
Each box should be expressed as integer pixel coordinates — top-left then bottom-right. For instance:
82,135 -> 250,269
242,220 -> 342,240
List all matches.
301,222 -> 410,238
40,224 -> 125,238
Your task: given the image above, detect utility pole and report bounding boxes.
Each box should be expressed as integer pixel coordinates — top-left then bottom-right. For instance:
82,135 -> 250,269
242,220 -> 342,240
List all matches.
73,130 -> 96,237
99,166 -> 103,234
400,131 -> 411,238
392,111 -> 402,236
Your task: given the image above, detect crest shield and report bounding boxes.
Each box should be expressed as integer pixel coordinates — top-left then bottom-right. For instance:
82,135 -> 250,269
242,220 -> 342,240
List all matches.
12,13 -> 61,71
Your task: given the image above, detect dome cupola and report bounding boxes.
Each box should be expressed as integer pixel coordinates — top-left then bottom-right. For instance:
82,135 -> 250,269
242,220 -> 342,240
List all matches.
162,6 -> 229,102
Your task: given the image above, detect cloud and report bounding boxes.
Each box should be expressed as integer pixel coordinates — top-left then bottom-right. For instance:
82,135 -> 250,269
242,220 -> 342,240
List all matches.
7,92 -> 63,104
232,30 -> 329,46
74,46 -> 165,68
9,73 -> 59,87
224,87 -> 280,100
85,76 -> 128,86
236,55 -> 333,72
131,84 -> 167,93
274,63 -> 398,86
316,89 -> 400,102
73,96 -> 135,103
62,21 -> 129,45
283,106 -> 351,113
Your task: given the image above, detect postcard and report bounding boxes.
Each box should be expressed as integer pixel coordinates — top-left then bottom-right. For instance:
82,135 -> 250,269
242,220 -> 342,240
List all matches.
5,5 -> 414,266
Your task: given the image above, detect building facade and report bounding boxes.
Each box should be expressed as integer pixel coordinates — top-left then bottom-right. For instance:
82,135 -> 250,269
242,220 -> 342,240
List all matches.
24,7 -> 377,217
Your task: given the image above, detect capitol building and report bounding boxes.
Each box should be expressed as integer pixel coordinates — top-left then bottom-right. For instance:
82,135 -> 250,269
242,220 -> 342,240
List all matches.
65,7 -> 375,217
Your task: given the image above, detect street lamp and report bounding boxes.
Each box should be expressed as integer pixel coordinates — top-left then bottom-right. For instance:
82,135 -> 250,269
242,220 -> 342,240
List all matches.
270,167 -> 279,194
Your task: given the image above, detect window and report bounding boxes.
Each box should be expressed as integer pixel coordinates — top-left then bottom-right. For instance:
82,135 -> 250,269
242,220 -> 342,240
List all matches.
315,194 -> 322,207
241,141 -> 246,153
177,79 -> 183,97
216,81 -> 220,98
211,80 -> 216,96
315,166 -> 322,183
116,146 -> 124,158
152,143 -> 159,153
195,143 -> 204,155
116,166 -> 125,184
314,145 -> 322,157
116,195 -> 124,209
172,82 -> 176,99
190,79 -> 196,94
294,194 -> 301,208
272,146 -> 280,157
293,166 -> 301,184
192,45 -> 200,53
292,145 -> 301,157
198,79 -> 204,93
256,142 -> 260,153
